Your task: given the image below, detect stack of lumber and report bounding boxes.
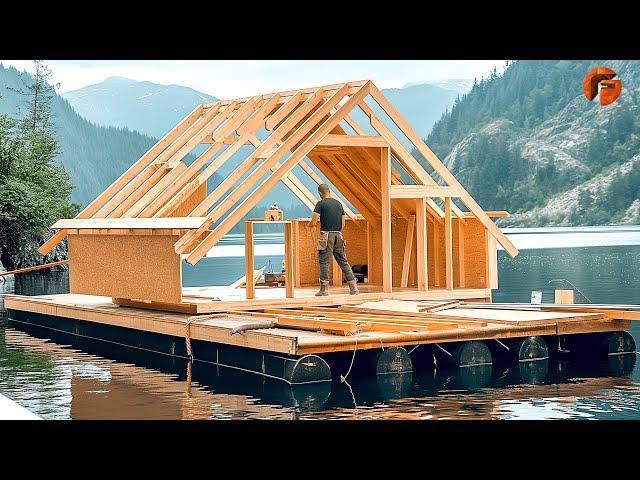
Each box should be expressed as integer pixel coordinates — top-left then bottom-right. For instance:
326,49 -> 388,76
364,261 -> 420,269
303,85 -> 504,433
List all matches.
228,300 -> 487,336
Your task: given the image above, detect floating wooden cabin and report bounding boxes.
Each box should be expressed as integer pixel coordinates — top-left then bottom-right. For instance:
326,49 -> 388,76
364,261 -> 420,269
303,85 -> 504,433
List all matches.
6,80 -> 637,385
37,79 -> 518,311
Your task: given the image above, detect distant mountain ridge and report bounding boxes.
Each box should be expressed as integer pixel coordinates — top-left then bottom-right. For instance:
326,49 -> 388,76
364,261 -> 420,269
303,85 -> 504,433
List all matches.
0,65 -> 221,208
63,77 -> 462,141
63,76 -> 219,139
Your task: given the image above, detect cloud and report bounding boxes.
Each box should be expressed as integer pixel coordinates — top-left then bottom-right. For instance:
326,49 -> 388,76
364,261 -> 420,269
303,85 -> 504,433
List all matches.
1,60 -> 506,97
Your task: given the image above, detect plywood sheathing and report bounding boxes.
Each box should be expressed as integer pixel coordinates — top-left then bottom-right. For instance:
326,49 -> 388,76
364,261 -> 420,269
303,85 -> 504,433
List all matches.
68,234 -> 182,303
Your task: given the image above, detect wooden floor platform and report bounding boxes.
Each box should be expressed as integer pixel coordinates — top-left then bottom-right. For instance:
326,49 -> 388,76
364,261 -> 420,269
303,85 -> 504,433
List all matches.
4,293 -> 633,356
115,285 -> 494,314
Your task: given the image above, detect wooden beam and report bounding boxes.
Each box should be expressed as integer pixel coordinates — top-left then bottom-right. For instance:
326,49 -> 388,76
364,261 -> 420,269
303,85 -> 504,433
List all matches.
368,83 -> 519,258
463,211 -> 510,218
284,222 -> 294,298
245,222 -> 255,299
184,82 -> 371,264
127,99 -> 252,218
416,198 -> 428,290
400,214 -> 415,288
51,217 -> 207,230
316,134 -> 388,147
184,86 -> 328,220
265,90 -> 304,130
381,146 -> 392,293
444,197 -> 453,290
390,185 -> 460,199
457,219 -> 466,288
37,104 -> 208,255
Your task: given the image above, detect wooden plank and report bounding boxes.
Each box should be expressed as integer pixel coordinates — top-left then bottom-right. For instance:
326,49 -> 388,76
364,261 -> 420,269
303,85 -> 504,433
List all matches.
52,217 -> 207,230
444,197 -> 453,290
390,185 -> 459,199
245,222 -> 255,299
381,146 -> 392,293
416,198 -> 428,290
555,289 -> 574,304
316,134 -> 388,147
400,215 -> 415,288
367,222 -> 374,285
183,82 -> 371,264
419,300 -> 462,312
284,222 -> 295,298
464,211 -> 510,218
229,267 -> 265,289
368,83 -> 518,258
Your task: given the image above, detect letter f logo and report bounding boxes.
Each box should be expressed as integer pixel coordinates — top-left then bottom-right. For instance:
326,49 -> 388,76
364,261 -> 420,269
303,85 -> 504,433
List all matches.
582,67 -> 622,105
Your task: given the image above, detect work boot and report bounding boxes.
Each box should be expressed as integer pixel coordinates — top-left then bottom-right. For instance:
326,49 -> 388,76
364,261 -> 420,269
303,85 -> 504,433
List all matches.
315,282 -> 329,296
347,278 -> 360,295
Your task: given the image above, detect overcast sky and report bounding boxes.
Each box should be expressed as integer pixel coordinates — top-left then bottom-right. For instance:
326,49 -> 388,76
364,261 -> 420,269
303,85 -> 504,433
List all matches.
1,60 -> 506,98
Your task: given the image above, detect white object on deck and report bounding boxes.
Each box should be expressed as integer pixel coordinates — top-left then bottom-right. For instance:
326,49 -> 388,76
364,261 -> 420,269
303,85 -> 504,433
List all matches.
0,393 -> 41,420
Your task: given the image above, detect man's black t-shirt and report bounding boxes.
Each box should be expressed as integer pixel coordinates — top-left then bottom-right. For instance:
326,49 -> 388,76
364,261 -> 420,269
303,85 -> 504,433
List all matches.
314,197 -> 344,231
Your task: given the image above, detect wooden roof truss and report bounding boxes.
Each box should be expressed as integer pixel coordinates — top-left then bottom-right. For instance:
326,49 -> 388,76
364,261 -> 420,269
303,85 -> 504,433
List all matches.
40,80 -> 519,265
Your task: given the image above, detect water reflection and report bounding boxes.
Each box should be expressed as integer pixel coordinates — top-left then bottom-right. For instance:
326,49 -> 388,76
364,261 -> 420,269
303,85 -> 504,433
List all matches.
1,241 -> 639,419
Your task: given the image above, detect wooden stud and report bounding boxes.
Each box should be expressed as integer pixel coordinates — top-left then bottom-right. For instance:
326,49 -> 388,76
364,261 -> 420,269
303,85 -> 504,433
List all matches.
245,222 -> 255,299
381,146 -> 392,293
368,83 -> 518,258
284,222 -> 295,298
444,197 -> 453,290
389,185 -> 459,199
487,234 -> 498,289
416,198 -> 428,290
400,215 -> 415,288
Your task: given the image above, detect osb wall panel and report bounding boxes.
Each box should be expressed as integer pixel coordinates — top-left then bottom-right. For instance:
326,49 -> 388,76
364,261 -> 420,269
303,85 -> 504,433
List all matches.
171,181 -> 207,217
292,219 -> 369,286
68,234 -> 182,303
427,217 -> 446,288
459,218 -> 489,289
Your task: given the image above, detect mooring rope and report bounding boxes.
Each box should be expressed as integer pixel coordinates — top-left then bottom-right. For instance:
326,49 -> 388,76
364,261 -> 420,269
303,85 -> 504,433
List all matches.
185,317 -> 200,361
340,336 -> 358,383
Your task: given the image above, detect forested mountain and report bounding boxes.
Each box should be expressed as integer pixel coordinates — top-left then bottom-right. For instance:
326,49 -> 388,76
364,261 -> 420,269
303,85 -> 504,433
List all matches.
0,65 -> 160,206
425,60 -> 640,226
0,65 -> 221,208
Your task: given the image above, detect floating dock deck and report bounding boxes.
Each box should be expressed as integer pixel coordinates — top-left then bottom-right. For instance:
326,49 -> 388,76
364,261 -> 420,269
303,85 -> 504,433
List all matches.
5,292 -> 637,385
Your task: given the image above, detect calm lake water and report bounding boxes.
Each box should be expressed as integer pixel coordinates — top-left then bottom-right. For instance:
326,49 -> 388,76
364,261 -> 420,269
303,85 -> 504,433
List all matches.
1,227 -> 639,420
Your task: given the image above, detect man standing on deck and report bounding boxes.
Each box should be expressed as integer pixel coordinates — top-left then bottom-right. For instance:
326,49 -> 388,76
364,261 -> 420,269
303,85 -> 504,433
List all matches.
306,184 -> 359,296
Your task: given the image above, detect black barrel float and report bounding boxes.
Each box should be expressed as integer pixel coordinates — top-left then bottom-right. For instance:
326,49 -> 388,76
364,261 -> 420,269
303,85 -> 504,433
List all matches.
281,355 -> 332,384
512,336 -> 549,362
373,346 -> 413,374
450,341 -> 493,367
565,331 -> 636,358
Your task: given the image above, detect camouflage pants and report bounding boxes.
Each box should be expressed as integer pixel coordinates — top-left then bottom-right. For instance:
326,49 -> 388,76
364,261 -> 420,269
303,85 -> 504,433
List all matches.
317,231 -> 355,285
